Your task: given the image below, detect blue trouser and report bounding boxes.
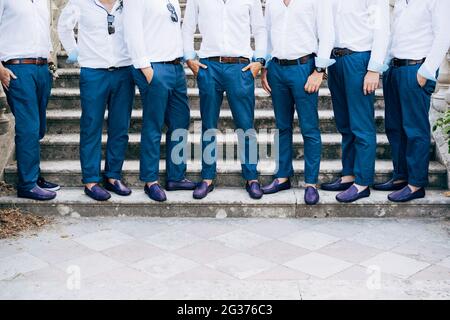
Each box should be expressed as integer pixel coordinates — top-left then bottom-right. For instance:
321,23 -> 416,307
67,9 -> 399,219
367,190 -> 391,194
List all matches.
383,63 -> 436,188
266,59 -> 321,184
197,59 -> 258,181
79,67 -> 134,184
4,63 -> 52,191
328,51 -> 376,186
132,63 -> 190,183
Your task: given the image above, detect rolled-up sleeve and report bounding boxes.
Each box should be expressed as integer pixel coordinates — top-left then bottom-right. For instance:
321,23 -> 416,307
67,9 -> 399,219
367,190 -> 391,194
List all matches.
315,0 -> 335,68
367,0 -> 390,73
123,0 -> 151,69
181,0 -> 198,61
57,0 -> 80,54
250,0 -> 267,60
418,0 -> 450,81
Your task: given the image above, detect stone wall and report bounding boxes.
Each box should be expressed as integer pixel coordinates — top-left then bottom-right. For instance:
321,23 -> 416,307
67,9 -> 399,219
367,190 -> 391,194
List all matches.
431,51 -> 450,188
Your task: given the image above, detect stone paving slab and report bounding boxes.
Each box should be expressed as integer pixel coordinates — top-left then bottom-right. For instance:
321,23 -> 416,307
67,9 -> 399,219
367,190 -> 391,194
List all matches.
0,217 -> 449,299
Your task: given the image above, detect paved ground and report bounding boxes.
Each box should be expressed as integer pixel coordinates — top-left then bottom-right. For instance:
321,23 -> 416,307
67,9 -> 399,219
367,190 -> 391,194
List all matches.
0,217 -> 449,300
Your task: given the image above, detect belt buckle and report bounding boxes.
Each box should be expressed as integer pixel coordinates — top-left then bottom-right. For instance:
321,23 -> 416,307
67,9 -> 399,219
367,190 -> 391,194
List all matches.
108,67 -> 116,71
219,57 -> 224,63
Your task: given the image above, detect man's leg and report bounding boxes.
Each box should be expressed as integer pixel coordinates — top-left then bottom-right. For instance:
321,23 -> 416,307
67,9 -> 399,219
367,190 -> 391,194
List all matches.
79,68 -> 109,185
289,61 -> 321,186
384,67 -> 408,182
328,58 -> 355,180
104,67 -> 135,182
198,60 -> 224,181
266,62 -> 295,180
342,52 -> 376,187
165,64 -> 191,182
225,64 -> 258,181
4,65 -> 41,192
133,65 -> 169,184
398,65 -> 433,189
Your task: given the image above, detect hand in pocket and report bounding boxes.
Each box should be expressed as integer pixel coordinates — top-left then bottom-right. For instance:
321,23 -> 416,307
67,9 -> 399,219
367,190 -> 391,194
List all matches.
141,66 -> 154,84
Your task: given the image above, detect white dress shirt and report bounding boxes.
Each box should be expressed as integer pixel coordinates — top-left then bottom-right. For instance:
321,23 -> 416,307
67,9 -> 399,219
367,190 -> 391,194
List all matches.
332,0 -> 390,73
0,0 -> 52,62
182,0 -> 267,61
58,0 -> 132,69
389,0 -> 450,81
123,0 -> 183,69
265,0 -> 335,68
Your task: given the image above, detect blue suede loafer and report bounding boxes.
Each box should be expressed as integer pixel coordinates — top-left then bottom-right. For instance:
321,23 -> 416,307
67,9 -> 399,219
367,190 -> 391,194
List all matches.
261,179 -> 291,195
104,180 -> 132,196
336,185 -> 370,203
304,187 -> 319,205
373,179 -> 408,191
144,183 -> 167,202
246,181 -> 263,200
18,186 -> 57,201
37,176 -> 60,192
166,179 -> 197,191
84,184 -> 111,201
320,178 -> 354,192
388,186 -> 425,203
193,182 -> 214,199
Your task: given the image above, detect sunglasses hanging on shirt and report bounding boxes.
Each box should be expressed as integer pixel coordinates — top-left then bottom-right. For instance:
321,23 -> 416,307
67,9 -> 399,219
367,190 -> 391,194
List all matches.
93,0 -> 124,35
167,0 -> 179,23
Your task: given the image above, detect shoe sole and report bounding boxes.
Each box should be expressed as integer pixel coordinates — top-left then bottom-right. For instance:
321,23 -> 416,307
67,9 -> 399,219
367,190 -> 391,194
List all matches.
387,195 -> 425,203
166,186 -> 197,191
41,186 -> 61,192
17,194 -> 57,201
373,184 -> 408,191
336,194 -> 370,203
262,186 -> 291,195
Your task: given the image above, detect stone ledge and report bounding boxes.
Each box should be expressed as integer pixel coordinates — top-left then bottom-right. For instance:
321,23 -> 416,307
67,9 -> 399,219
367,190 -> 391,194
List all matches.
0,188 -> 448,218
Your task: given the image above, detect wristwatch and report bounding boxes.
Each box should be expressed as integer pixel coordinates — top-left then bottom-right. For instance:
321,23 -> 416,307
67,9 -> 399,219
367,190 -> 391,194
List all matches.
315,67 -> 326,73
255,58 -> 266,67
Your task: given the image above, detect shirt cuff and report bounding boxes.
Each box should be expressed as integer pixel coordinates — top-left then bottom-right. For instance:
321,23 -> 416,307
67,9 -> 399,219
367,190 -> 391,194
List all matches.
253,50 -> 267,61
418,65 -> 438,82
315,57 -> 335,68
184,51 -> 197,61
132,57 -> 151,69
368,60 -> 389,73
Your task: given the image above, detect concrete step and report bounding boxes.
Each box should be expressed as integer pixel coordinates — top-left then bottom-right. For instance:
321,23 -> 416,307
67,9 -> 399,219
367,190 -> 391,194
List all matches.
0,187 -> 448,218
4,159 -> 447,189
55,67 -> 268,89
54,67 -> 336,89
36,132 -> 436,162
45,109 -> 387,135
47,88 -> 386,110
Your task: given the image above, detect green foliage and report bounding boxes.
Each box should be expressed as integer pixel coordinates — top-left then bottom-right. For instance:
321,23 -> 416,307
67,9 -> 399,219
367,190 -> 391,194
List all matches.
433,109 -> 450,154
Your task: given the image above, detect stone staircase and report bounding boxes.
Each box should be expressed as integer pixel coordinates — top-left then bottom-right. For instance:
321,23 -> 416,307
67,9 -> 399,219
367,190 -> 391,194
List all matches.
0,0 -> 448,217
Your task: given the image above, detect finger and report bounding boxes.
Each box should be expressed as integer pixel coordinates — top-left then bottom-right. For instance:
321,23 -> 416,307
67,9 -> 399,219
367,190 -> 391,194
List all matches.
199,63 -> 208,69
8,70 -> 17,79
242,64 -> 251,72
363,83 -> 368,95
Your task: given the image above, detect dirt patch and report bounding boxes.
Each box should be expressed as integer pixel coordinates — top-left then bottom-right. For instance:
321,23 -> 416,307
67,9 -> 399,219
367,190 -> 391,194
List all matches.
0,208 -> 52,239
0,181 -> 15,196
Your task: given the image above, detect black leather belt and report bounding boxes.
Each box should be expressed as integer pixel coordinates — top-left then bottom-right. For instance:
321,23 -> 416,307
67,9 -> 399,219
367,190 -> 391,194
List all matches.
3,58 -> 48,65
272,54 -> 316,66
332,48 -> 356,58
153,58 -> 183,65
391,58 -> 426,67
207,56 -> 251,64
105,66 -> 130,71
